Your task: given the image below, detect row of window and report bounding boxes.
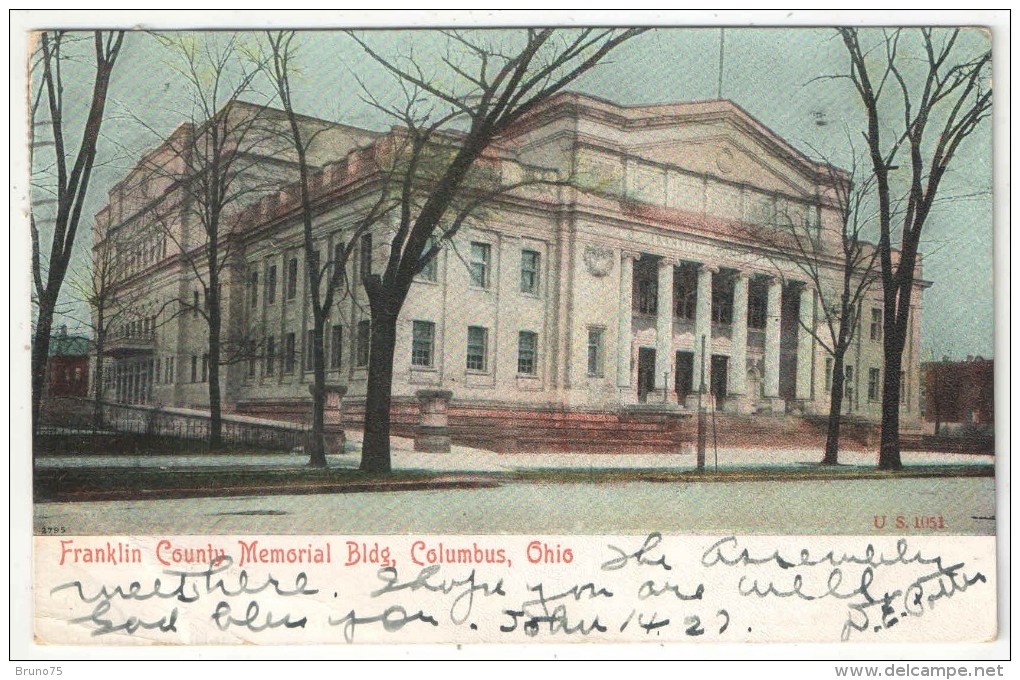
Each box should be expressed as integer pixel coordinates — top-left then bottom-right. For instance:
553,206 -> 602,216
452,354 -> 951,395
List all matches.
116,235 -> 168,280
118,316 -> 157,339
634,277 -> 763,328
824,360 -> 907,403
635,280 -> 888,342
410,322 -> 606,378
247,239 -> 543,312
246,322 -> 372,379
135,354 -> 206,385
466,243 -> 542,293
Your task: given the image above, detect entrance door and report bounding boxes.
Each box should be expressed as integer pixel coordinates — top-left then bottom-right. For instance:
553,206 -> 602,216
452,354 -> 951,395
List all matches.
637,347 -> 656,403
675,351 -> 694,403
711,355 -> 728,410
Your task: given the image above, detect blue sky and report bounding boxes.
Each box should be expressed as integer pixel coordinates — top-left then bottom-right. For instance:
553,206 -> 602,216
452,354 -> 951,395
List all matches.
29,25 -> 995,358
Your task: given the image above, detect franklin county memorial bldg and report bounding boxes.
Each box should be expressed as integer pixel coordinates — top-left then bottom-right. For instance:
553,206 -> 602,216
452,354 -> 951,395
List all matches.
93,93 -> 924,452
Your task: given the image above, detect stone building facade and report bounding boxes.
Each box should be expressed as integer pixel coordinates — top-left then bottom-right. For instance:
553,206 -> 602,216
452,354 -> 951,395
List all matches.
94,93 -> 925,443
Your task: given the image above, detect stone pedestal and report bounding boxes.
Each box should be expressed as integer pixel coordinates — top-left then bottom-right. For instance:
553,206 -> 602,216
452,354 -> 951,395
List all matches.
684,393 -> 704,410
415,389 -> 453,453
763,396 -> 786,414
723,391 -> 754,414
647,388 -> 679,406
311,383 -> 347,455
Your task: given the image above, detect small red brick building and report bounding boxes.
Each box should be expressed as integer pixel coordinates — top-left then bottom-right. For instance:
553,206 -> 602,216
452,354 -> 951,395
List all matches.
48,326 -> 90,398
921,356 -> 994,431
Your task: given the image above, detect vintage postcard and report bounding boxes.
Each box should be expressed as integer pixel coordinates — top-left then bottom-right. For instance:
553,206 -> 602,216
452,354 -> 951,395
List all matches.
12,11 -> 1007,663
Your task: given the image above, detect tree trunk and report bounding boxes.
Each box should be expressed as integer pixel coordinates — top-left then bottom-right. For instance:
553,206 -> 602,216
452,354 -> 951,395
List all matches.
822,351 -> 847,465
878,344 -> 904,470
93,344 -> 105,430
32,292 -> 58,449
208,303 -> 223,448
361,310 -> 398,474
308,323 -> 327,468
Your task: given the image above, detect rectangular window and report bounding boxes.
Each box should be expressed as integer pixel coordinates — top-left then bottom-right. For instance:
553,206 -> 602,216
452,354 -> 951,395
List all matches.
360,233 -> 373,279
265,335 -> 276,376
419,238 -> 438,282
466,326 -> 488,371
155,358 -> 161,384
637,278 -> 658,315
330,324 -> 343,370
825,357 -> 833,392
247,350 -> 256,378
518,331 -> 538,376
193,290 -> 200,317
711,275 -> 734,324
748,285 -> 767,329
411,321 -> 436,367
309,249 -> 320,284
520,249 -> 540,294
587,327 -> 605,377
304,329 -> 316,371
332,240 -> 345,281
469,242 -> 491,288
286,257 -> 298,300
249,271 -> 259,309
201,353 -> 209,382
674,267 -> 697,320
870,307 -> 883,341
266,264 -> 277,304
868,367 -> 881,401
284,332 -> 296,374
356,320 -> 371,367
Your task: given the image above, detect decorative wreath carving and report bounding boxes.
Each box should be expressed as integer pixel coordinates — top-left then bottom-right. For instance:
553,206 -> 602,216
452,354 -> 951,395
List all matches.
583,245 -> 615,278
716,146 -> 735,174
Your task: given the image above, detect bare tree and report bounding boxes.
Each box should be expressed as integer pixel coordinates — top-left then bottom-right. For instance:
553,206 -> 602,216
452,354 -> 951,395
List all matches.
30,30 -> 124,449
133,33 -> 278,447
741,149 -> 879,465
262,31 -> 397,467
347,28 -> 646,473
64,218 -> 138,427
839,28 -> 991,469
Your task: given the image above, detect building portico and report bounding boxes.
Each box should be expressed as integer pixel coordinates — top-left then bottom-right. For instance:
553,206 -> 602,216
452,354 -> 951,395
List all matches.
619,247 -> 812,415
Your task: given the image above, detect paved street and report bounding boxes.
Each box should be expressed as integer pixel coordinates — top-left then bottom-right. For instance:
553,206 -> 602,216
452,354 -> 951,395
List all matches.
35,475 -> 996,536
34,429 -> 997,535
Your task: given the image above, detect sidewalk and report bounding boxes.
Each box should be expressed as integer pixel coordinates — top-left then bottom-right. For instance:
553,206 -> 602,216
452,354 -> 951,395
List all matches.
36,426 -> 994,473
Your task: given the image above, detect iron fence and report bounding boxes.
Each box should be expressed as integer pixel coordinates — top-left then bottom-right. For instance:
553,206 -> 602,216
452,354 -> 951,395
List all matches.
37,397 -> 306,451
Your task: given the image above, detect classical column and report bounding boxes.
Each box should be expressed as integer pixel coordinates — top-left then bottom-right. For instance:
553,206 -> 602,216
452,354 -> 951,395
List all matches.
796,284 -> 814,403
728,271 -> 750,412
617,251 -> 637,389
689,263 -> 715,407
763,276 -> 783,411
654,257 -> 674,392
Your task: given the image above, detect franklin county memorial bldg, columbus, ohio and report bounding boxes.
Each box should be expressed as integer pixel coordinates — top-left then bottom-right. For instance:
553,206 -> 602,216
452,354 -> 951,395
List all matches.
93,92 -> 924,453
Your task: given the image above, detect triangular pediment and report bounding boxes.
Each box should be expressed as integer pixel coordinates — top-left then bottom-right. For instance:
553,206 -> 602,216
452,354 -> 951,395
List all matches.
621,111 -> 822,198
628,131 -> 811,196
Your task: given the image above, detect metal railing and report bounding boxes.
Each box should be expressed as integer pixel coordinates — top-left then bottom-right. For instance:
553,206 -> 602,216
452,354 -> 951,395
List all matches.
37,397 -> 306,451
